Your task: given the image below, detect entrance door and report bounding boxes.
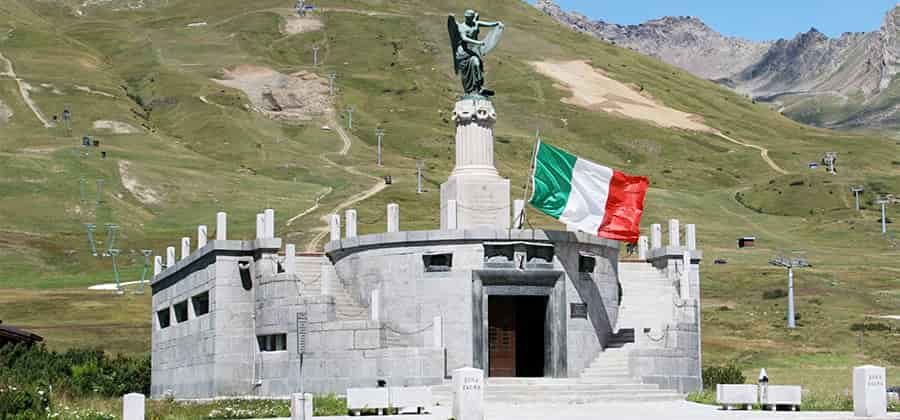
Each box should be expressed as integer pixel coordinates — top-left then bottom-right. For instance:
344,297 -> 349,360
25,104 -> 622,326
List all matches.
488,295 -> 547,377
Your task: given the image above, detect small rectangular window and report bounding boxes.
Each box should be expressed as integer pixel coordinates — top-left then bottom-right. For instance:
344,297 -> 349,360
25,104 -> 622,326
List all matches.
257,334 -> 287,352
192,292 -> 210,316
570,303 -> 588,319
423,253 -> 453,272
173,300 -> 189,323
157,308 -> 171,329
579,255 -> 597,274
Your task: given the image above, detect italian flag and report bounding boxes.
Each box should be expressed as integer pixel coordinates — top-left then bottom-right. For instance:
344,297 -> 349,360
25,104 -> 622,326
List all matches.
529,141 -> 649,243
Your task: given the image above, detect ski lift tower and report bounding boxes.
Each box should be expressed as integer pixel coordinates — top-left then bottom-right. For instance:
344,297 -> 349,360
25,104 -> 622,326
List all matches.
769,253 -> 811,329
851,186 -> 865,211
823,152 -> 837,175
876,195 -> 891,234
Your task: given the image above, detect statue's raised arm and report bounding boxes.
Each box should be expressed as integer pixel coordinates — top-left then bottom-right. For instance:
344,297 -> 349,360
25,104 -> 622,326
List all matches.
447,9 -> 505,98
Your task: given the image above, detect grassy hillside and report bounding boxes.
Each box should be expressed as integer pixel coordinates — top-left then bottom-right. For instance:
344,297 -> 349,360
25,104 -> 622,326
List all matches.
0,0 -> 897,393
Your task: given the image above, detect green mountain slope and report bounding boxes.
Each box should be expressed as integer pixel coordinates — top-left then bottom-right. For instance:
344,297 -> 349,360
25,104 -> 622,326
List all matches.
0,0 -> 897,391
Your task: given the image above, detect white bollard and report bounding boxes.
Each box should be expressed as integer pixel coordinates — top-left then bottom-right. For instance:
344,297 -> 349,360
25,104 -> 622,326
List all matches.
181,237 -> 190,260
153,256 -> 162,276
669,219 -> 681,248
256,213 -> 265,240
216,212 -> 227,241
345,209 -> 358,238
387,203 -> 400,233
197,225 -> 208,249
681,251 -> 691,299
854,365 -> 887,417
512,199 -> 525,229
651,224 -> 662,249
686,224 -> 697,251
370,289 -> 380,322
433,316 -> 443,349
446,199 -> 458,230
329,214 -> 341,241
166,246 -> 175,268
291,393 -> 313,420
285,244 -> 296,275
638,236 -> 649,260
122,393 -> 145,420
264,209 -> 275,239
452,367 -> 484,420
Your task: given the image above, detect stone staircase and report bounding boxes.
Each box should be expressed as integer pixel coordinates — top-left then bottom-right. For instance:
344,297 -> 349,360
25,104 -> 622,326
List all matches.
295,254 -> 369,321
616,262 -> 675,334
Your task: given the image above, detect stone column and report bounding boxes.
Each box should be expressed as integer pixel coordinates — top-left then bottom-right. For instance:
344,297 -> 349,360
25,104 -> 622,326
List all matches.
122,393 -> 145,420
256,213 -> 265,240
651,224 -> 662,249
387,203 -> 399,233
197,225 -> 208,249
681,251 -> 691,299
264,209 -> 275,239
433,316 -> 443,349
320,262 -> 335,296
216,212 -> 227,241
284,244 -> 296,275
345,209 -> 358,238
512,199 -> 525,229
329,214 -> 341,241
180,238 -> 190,260
638,236 -> 649,260
854,365 -> 887,417
291,393 -> 313,420
669,219 -> 681,248
451,100 -> 498,176
452,367 -> 484,420
686,224 -> 697,251
153,256 -> 162,276
370,289 -> 380,322
445,200 -> 458,230
166,246 -> 175,268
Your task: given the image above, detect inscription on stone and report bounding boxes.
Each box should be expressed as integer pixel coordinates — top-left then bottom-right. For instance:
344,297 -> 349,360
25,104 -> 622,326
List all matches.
570,303 -> 588,319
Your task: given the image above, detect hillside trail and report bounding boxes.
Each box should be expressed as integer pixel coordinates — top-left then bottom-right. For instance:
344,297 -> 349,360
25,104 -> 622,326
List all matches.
0,50 -> 54,128
301,115 -> 387,252
714,132 -> 788,175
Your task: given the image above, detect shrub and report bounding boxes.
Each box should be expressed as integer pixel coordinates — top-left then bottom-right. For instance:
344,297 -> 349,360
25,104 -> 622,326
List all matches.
762,289 -> 788,300
0,384 -> 51,419
702,365 -> 745,389
314,394 -> 347,417
850,322 -> 892,332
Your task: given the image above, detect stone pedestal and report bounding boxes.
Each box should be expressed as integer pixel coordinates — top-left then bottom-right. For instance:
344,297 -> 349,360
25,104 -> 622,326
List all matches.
440,99 -> 510,230
123,393 -> 145,420
854,365 -> 887,417
291,393 -> 313,420
452,367 -> 484,420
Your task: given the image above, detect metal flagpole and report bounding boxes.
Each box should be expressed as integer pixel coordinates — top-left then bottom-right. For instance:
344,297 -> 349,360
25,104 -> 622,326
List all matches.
518,131 -> 541,229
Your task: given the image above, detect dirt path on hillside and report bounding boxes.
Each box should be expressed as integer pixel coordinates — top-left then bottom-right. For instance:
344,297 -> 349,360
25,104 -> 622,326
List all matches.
714,133 -> 788,175
303,117 -> 387,252
0,50 -> 54,128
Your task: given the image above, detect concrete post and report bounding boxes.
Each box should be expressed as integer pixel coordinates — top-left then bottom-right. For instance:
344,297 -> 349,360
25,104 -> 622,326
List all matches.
686,224 -> 697,251
433,316 -> 443,349
320,262 -> 335,296
329,214 -> 341,241
669,219 -> 681,248
446,200 -> 458,230
166,246 -> 175,268
153,256 -> 162,276
387,203 -> 399,233
291,393 -> 314,420
180,237 -> 190,260
345,209 -> 358,238
651,224 -> 662,249
197,225 -> 208,249
216,212 -> 227,240
512,199 -> 525,229
285,244 -> 296,275
638,236 -> 649,260
264,209 -> 275,239
681,251 -> 691,299
256,213 -> 265,240
122,393 -> 145,420
370,289 -> 380,321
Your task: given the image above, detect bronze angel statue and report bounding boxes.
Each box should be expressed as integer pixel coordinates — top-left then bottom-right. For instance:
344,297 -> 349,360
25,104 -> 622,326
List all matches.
448,10 -> 505,98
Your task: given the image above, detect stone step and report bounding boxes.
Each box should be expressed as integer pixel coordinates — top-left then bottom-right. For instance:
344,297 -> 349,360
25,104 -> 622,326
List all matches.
432,391 -> 683,404
432,383 -> 657,393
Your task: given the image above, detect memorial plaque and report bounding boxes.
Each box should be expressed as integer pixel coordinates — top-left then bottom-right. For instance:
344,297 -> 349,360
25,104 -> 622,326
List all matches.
570,303 -> 588,319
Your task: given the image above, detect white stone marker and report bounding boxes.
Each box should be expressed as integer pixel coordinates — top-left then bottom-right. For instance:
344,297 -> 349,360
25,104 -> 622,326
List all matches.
854,365 -> 887,417
651,224 -> 662,249
446,200 -> 458,230
686,224 -> 697,250
216,212 -> 227,241
638,236 -> 649,260
681,251 -> 691,299
370,289 -> 380,322
197,225 -> 208,249
256,213 -> 265,239
452,367 -> 484,420
166,246 -> 175,268
329,214 -> 341,241
180,237 -> 190,260
387,203 -> 400,233
512,199 -> 525,229
668,219 -> 680,248
153,256 -> 162,276
264,209 -> 275,238
290,392 -> 313,420
123,393 -> 145,420
285,244 -> 296,275
433,316 -> 443,349
345,209 -> 358,238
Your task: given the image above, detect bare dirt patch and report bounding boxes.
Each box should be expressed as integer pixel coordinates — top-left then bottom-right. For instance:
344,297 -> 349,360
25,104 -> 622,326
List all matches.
93,120 -> 140,134
213,65 -> 332,123
530,60 -> 713,132
0,99 -> 11,123
282,15 -> 323,35
118,160 -> 161,205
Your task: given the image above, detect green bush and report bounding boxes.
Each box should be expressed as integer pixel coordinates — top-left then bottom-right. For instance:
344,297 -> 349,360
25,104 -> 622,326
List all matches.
313,394 -> 347,417
702,365 -> 746,389
762,289 -> 788,300
0,384 -> 50,419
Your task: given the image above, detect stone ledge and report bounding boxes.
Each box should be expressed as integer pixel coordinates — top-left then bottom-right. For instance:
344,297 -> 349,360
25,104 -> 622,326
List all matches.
152,239 -> 282,286
648,246 -> 703,261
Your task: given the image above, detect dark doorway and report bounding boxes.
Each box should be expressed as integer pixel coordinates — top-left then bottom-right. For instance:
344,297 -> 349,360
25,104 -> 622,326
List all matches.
488,295 -> 547,377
